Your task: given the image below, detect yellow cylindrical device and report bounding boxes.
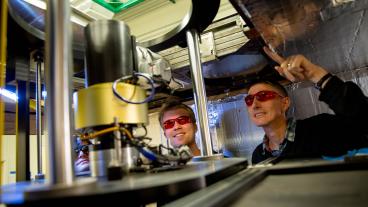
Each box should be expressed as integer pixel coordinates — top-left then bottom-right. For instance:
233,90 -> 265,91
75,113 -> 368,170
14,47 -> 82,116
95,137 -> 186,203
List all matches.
73,82 -> 148,130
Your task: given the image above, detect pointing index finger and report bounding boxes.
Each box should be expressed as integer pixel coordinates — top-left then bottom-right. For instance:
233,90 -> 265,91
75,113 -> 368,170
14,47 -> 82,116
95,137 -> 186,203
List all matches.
263,46 -> 285,64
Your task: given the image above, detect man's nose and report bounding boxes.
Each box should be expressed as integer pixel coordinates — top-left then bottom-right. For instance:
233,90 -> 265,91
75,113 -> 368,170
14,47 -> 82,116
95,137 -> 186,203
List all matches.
173,121 -> 182,130
251,98 -> 261,108
78,151 -> 86,158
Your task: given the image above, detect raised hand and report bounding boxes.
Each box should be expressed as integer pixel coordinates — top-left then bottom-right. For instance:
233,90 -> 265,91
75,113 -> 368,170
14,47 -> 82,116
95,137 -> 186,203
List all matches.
263,47 -> 328,83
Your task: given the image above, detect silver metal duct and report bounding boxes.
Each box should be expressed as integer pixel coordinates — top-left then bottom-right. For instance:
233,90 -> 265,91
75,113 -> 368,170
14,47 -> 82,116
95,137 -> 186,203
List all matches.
206,96 -> 263,162
202,53 -> 267,79
231,0 -> 368,75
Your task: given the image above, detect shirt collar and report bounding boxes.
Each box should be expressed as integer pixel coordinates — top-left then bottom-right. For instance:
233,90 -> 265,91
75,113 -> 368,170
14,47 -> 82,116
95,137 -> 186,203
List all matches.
262,118 -> 296,156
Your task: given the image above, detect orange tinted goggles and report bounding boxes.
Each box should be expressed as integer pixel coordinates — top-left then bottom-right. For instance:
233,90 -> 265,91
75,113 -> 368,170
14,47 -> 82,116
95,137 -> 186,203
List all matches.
245,90 -> 284,106
163,116 -> 192,129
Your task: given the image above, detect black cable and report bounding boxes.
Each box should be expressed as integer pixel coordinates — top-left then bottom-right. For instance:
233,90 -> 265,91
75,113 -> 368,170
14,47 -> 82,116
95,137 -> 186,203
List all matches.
112,72 -> 156,104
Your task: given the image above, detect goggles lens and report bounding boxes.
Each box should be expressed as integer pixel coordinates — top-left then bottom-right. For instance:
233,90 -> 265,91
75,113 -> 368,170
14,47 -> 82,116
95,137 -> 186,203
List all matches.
163,116 -> 192,129
75,145 -> 89,154
245,90 -> 284,106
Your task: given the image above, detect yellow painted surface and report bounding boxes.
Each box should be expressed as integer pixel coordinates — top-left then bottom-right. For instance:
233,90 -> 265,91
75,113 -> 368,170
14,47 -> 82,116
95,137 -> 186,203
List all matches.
0,0 -> 9,185
74,82 -> 148,129
29,99 -> 44,111
1,135 -> 47,185
1,135 -> 16,184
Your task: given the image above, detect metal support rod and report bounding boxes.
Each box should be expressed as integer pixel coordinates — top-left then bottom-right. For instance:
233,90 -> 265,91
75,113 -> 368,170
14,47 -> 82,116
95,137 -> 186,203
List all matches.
16,80 -> 31,181
113,117 -> 122,166
36,59 -> 42,175
185,29 -> 213,156
45,0 -> 74,185
34,52 -> 44,179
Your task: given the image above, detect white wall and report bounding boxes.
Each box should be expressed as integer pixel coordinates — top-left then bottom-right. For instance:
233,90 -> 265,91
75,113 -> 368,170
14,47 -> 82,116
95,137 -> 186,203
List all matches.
1,135 -> 16,185
1,135 -> 48,185
145,112 -> 169,147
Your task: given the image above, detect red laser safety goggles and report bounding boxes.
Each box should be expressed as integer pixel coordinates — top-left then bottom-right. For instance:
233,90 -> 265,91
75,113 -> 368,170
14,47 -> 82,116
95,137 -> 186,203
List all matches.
163,116 -> 192,130
245,90 -> 284,107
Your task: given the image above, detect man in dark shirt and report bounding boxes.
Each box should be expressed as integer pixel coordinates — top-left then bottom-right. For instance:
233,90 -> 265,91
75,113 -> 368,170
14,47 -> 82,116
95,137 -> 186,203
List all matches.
250,47 -> 368,164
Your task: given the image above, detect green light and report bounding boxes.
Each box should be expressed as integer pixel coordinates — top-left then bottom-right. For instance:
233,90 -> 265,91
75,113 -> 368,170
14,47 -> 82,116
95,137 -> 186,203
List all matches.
93,0 -> 144,13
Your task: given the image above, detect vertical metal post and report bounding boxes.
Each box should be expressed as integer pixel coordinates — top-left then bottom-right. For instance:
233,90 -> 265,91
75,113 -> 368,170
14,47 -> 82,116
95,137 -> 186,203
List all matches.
186,29 -> 213,157
16,80 -> 31,181
45,0 -> 74,185
34,52 -> 44,180
113,117 -> 122,165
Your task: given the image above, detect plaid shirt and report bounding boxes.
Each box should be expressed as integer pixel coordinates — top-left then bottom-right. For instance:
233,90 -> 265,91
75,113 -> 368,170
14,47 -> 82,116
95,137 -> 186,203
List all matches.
262,118 -> 296,157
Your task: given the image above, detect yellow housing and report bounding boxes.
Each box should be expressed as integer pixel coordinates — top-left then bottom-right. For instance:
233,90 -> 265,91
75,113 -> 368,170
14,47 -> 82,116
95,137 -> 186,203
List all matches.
73,82 -> 148,129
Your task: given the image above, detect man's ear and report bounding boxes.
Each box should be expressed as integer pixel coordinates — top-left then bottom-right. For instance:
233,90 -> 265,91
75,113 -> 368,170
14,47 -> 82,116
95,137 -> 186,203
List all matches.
282,96 -> 291,112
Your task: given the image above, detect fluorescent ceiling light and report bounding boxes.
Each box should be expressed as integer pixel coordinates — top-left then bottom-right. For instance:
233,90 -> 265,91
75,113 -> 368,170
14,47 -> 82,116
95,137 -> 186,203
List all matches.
0,88 -> 18,102
23,0 -> 89,26
23,0 -> 46,10
0,89 -> 46,103
42,91 -> 47,99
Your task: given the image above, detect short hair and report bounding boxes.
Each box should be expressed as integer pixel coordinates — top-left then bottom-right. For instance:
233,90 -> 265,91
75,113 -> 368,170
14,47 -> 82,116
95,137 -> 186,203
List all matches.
246,79 -> 288,97
158,98 -> 196,128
